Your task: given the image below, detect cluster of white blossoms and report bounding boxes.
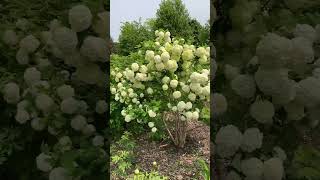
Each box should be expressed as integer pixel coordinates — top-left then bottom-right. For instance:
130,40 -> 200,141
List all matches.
111,30 -> 210,133
1,4 -> 108,179
237,157 -> 284,180
222,23 -> 320,127
214,1 -> 320,179
215,15 -> 320,179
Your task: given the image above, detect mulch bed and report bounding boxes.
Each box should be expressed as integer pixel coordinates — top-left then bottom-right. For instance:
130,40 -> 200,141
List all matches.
133,120 -> 210,180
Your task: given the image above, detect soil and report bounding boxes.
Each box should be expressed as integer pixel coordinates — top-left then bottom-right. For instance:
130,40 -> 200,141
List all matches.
133,120 -> 210,180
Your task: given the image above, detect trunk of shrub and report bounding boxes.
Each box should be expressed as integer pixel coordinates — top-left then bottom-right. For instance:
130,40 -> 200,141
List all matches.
163,111 -> 187,148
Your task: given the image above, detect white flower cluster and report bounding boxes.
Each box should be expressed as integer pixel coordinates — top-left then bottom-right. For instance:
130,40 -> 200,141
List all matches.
36,153 -> 53,172
239,157 -> 284,180
215,125 -> 243,157
1,4 -> 108,179
212,93 -> 228,115
215,125 -> 263,157
3,82 -> 20,104
231,74 -> 256,98
68,5 -> 92,32
49,167 -> 72,180
250,100 -> 275,124
111,30 -> 210,134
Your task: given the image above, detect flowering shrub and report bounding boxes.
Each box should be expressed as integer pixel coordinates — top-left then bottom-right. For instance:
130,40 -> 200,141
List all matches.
110,30 -> 210,148
1,4 -> 108,179
213,0 -> 320,179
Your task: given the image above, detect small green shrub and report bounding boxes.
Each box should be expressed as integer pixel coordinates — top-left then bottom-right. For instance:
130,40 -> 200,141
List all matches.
198,159 -> 210,180
130,170 -> 168,180
111,132 -> 136,177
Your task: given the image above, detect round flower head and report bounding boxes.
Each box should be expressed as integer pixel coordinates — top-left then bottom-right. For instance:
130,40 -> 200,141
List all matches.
16,48 -> 30,65
151,127 -> 157,133
212,93 -> 228,115
148,110 -> 157,118
79,124 -> 95,136
198,56 -> 208,64
52,27 -> 78,54
121,109 -> 126,116
155,62 -> 165,71
48,126 -> 58,136
182,49 -> 194,61
161,51 -> 170,62
293,24 -> 316,42
295,77 -> 320,108
24,67 -> 41,86
254,68 -> 290,96
195,47 -> 205,57
177,101 -> 186,111
170,80 -> 179,88
116,72 -> 123,78
31,118 -> 46,131
3,82 -> 20,104
162,84 -> 169,90
263,158 -> 284,180
147,87 -> 153,94
69,5 -> 92,32
92,135 -> 104,147
215,125 -> 243,157
173,91 -> 181,99
131,63 -> 140,72
148,122 -> 155,128
96,100 -> 108,114
250,100 -> 275,124
192,111 -> 199,120
58,136 -> 72,151
80,36 -> 108,62
172,106 -> 177,111
71,115 -> 87,131
132,98 -> 138,103
19,35 -> 40,53
154,55 -> 161,64
241,157 -> 263,178
273,146 -> 287,161
256,33 -> 292,68
15,109 -> 30,124
202,86 -> 210,96
145,50 -> 155,61
60,97 -> 79,114
189,83 -> 202,94
92,11 -> 109,38
231,75 -> 256,98
57,84 -> 75,100
166,60 -> 178,72
35,94 -> 54,112
139,65 -> 148,73
241,128 -> 263,152
125,114 -> 132,122
162,76 -> 170,84
36,153 -> 53,172
185,102 -> 192,110
49,167 -> 72,180
185,111 -> 193,120
182,85 -> 190,93
188,93 -> 196,101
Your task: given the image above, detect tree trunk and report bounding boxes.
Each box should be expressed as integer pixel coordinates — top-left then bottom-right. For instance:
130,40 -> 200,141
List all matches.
163,111 -> 187,148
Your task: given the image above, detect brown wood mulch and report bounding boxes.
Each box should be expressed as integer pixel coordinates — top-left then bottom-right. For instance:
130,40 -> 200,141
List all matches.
133,120 -> 210,180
